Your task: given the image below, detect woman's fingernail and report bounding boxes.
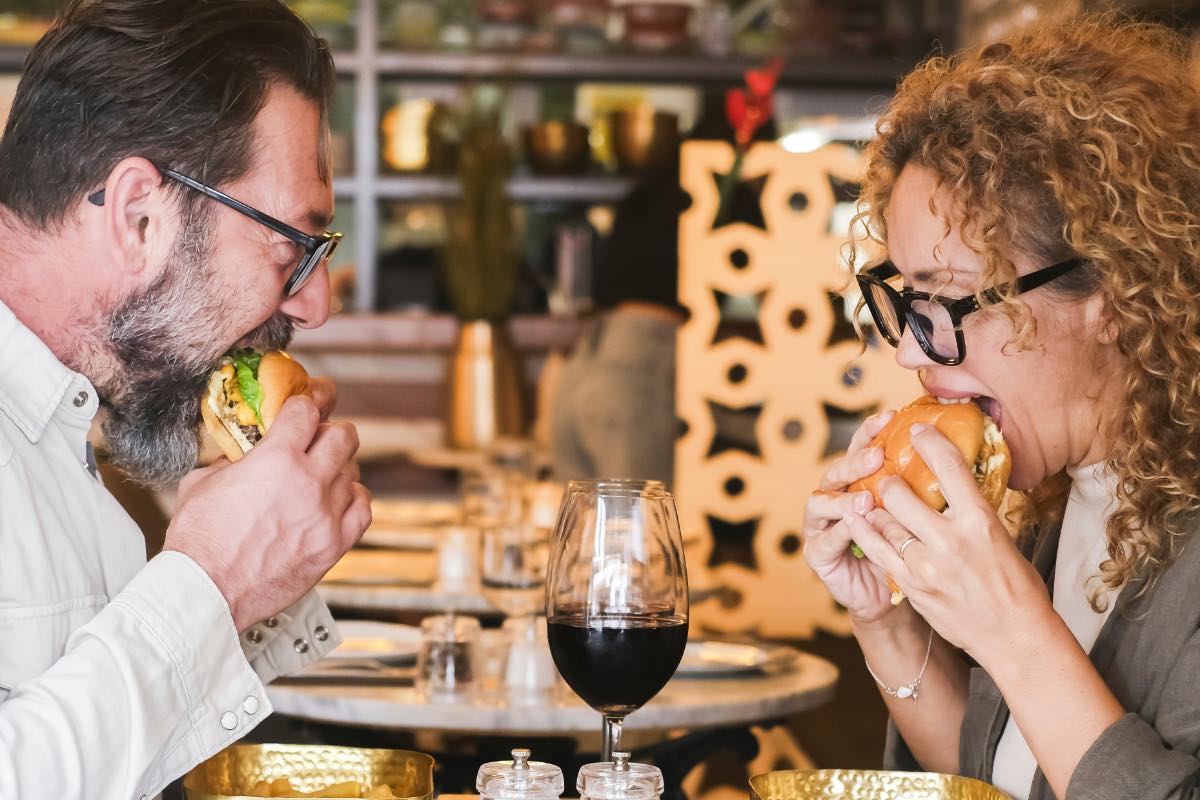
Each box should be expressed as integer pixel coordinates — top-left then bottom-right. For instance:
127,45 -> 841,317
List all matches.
865,446 -> 883,461
856,493 -> 873,513
910,422 -> 930,436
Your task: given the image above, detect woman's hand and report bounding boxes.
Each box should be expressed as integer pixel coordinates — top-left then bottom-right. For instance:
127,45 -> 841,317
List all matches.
845,422 -> 1053,663
803,410 -> 903,624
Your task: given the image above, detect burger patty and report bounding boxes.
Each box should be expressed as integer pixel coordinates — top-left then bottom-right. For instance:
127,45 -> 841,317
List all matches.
240,425 -> 263,445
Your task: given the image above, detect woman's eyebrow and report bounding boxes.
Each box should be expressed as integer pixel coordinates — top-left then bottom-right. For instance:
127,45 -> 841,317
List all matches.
908,267 -> 958,284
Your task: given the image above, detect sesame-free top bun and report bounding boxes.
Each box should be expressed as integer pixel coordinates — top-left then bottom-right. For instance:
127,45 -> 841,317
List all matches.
256,350 -> 311,431
849,395 -> 1011,512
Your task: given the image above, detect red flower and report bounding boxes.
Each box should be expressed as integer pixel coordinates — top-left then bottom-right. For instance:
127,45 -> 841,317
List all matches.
725,57 -> 784,148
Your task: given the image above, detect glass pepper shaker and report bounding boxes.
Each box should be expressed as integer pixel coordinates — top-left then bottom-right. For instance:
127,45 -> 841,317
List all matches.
577,752 -> 664,800
477,748 -> 565,800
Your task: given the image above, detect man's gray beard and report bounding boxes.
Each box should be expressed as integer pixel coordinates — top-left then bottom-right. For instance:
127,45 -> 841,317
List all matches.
101,217 -> 294,488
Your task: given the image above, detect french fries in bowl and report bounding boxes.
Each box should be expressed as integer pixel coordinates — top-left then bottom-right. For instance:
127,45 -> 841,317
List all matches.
183,744 -> 434,800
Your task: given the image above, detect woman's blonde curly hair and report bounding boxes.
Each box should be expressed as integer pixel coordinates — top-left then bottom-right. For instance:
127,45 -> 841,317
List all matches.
854,14 -> 1200,604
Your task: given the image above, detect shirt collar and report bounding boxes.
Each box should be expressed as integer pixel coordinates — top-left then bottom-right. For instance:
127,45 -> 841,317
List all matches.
0,297 -> 98,443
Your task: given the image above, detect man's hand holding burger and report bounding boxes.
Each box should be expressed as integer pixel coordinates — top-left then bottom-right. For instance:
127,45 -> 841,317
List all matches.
163,352 -> 370,632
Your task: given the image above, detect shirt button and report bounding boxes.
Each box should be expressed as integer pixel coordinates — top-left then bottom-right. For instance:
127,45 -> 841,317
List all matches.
247,629 -> 263,645
242,695 -> 260,715
220,711 -> 238,730
294,638 -> 309,654
72,391 -> 89,408
265,617 -> 279,628
314,625 -> 329,642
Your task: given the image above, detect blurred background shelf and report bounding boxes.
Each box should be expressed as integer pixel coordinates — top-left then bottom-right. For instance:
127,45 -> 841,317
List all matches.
372,50 -> 912,89
344,174 -> 636,204
291,312 -> 581,352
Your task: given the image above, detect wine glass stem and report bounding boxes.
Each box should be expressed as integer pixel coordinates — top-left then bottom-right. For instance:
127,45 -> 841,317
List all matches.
602,714 -> 624,762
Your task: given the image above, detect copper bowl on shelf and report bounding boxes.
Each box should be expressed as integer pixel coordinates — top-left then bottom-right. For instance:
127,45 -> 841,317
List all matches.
621,2 -> 693,51
750,769 -> 1012,800
480,0 -> 536,24
523,120 -> 593,175
610,107 -> 680,174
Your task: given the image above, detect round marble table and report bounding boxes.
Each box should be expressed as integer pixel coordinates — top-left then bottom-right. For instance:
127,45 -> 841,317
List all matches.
266,652 -> 838,736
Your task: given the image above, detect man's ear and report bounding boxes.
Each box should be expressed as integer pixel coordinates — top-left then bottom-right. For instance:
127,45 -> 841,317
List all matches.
95,157 -> 171,276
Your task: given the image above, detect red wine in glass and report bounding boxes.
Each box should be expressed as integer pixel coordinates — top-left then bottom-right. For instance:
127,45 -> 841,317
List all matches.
545,480 -> 689,761
548,612 -> 688,714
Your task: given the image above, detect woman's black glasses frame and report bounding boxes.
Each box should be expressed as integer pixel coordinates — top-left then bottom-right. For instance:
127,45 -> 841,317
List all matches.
88,168 -> 341,297
856,257 -> 1086,366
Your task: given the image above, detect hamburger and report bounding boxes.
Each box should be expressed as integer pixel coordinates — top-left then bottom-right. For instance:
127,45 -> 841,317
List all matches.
848,395 -> 1011,603
201,349 -> 311,462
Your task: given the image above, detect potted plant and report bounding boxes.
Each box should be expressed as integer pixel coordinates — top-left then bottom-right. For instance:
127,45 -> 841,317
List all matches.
439,86 -> 524,449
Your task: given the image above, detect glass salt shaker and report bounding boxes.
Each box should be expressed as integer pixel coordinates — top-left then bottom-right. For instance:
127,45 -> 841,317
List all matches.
416,614 -> 480,700
577,752 -> 664,800
477,748 -> 565,800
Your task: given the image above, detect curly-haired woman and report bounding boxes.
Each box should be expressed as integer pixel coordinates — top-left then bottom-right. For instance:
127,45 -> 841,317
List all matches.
802,16 -> 1200,800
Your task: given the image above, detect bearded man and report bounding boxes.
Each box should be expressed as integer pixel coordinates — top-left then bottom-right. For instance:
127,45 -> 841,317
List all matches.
0,1 -> 371,797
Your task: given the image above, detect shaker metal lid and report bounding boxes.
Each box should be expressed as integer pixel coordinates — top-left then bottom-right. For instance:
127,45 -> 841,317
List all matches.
477,748 -> 566,800
577,753 -> 665,800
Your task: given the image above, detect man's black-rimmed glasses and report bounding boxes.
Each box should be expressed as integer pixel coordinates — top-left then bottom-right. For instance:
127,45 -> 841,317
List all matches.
88,168 -> 341,297
856,257 -> 1086,366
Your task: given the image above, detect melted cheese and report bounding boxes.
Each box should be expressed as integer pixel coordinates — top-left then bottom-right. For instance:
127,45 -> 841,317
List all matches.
207,368 -> 255,454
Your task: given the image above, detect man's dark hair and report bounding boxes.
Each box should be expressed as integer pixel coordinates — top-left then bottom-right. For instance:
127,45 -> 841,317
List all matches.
0,0 -> 336,228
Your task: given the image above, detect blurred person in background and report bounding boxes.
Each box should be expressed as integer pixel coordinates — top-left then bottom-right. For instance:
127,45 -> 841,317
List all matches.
550,161 -> 688,488
0,1 -> 369,797
551,99 -> 775,488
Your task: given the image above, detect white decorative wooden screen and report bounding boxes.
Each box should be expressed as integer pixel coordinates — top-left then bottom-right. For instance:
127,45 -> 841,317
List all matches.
675,141 -> 919,639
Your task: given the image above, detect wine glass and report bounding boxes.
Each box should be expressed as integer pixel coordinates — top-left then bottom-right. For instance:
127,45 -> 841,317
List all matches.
481,522 -> 550,620
462,468 -> 523,529
545,479 -> 689,761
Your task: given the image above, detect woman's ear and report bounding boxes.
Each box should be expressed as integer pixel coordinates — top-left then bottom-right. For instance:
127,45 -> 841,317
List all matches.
1083,289 -> 1118,345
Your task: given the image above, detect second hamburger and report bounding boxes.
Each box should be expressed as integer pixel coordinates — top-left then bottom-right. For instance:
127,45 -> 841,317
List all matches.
848,395 -> 1011,603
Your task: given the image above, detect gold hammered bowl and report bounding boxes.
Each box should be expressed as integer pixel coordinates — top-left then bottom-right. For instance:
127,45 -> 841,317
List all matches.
750,770 -> 1011,800
183,744 -> 435,800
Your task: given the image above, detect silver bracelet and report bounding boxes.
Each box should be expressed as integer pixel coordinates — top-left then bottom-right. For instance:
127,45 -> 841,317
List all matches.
864,629 -> 934,701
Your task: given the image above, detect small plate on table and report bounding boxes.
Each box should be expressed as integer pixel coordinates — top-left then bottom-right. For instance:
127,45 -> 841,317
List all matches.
359,525 -> 440,551
370,496 -> 461,528
330,620 -> 422,664
676,641 -> 799,677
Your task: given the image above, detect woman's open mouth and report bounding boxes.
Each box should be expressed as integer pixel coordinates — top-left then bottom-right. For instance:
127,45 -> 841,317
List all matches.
934,394 -> 1004,430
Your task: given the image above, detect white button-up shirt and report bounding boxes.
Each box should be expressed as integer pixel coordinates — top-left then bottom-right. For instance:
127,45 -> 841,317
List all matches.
0,299 -> 341,799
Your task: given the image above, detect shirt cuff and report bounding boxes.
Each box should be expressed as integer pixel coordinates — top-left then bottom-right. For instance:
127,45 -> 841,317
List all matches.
1068,713 -> 1200,799
238,590 -> 341,684
110,551 -> 272,795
